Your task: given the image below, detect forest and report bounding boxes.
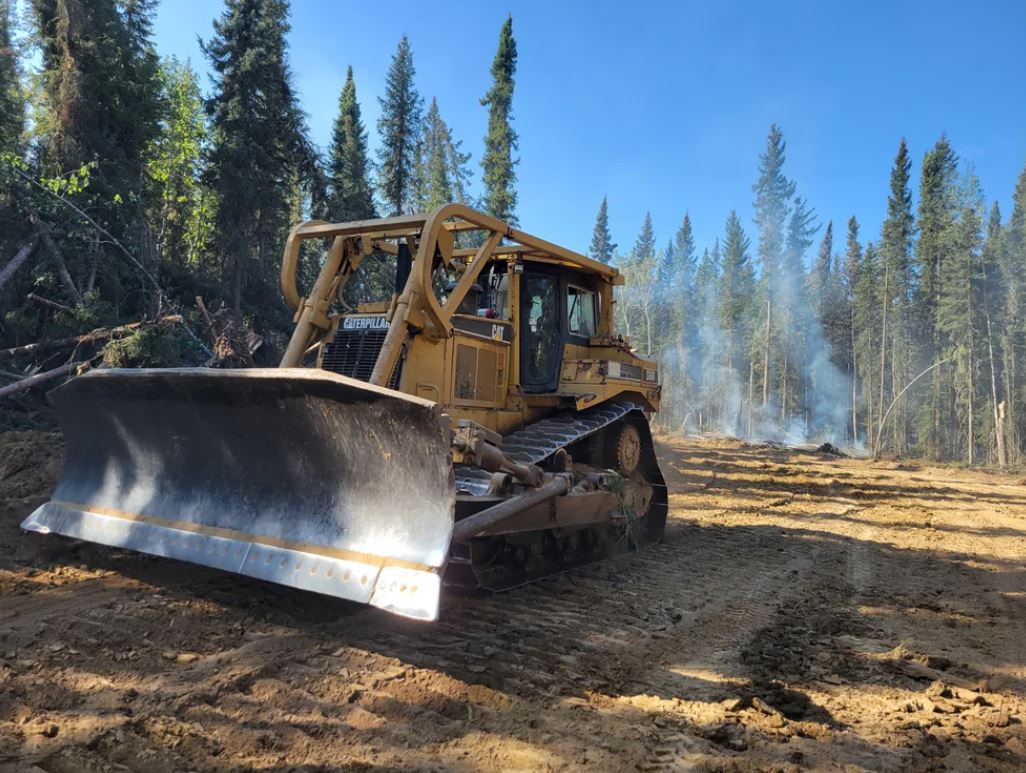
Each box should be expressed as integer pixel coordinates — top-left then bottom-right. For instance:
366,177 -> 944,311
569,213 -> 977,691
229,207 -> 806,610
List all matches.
2,0 -> 1026,466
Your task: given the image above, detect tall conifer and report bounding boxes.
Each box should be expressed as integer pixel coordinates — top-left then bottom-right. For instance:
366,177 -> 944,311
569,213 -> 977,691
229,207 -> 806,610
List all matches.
588,196 -> 616,263
878,138 -> 916,453
481,15 -> 518,223
329,66 -> 375,221
376,35 -> 422,215
204,0 -> 314,321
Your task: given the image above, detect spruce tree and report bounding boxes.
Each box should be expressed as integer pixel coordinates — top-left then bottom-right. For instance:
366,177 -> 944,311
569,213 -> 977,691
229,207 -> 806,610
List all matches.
328,66 -> 375,221
752,124 -> 797,406
936,171 -> 984,462
878,138 -> 916,453
204,0 -> 315,322
377,35 -> 422,215
588,196 -> 616,263
1001,161 -> 1026,460
718,211 -> 754,380
779,195 -> 816,419
812,221 -> 834,314
854,240 -> 882,442
29,0 -> 162,308
915,135 -> 959,458
414,97 -> 472,211
480,15 -> 518,224
843,217 -> 863,440
621,213 -> 657,354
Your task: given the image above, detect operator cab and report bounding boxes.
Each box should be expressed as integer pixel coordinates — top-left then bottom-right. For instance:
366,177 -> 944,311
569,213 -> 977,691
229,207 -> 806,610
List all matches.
520,264 -> 599,393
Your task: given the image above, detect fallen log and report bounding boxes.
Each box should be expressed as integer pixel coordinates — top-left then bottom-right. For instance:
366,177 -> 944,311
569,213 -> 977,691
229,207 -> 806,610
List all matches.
0,315 -> 183,362
0,361 -> 77,400
27,293 -> 76,316
0,237 -> 39,292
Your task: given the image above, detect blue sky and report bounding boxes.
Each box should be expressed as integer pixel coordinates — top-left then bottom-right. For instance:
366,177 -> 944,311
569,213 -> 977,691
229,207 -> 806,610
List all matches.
152,0 -> 1026,259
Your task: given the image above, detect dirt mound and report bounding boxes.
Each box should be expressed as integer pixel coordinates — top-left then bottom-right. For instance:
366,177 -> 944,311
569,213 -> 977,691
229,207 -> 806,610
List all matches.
0,431 -> 63,502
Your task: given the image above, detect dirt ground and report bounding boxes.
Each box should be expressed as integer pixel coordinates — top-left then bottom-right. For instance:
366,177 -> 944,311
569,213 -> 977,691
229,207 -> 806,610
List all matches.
1,431 -> 1025,772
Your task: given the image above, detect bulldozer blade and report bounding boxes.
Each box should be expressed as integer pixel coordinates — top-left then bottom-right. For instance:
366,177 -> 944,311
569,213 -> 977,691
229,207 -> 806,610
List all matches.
22,368 -> 456,620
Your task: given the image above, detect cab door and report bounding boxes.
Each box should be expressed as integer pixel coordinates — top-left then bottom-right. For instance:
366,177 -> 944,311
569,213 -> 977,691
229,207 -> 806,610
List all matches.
519,270 -> 564,393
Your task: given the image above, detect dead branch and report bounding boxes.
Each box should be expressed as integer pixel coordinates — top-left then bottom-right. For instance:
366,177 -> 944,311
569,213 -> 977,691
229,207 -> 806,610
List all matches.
27,293 -> 76,316
0,315 -> 182,362
0,236 -> 39,292
195,295 -> 217,344
0,361 -> 78,400
31,221 -> 83,307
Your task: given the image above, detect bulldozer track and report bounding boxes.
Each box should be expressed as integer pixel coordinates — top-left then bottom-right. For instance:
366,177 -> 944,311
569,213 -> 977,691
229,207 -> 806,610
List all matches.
454,400 -> 642,494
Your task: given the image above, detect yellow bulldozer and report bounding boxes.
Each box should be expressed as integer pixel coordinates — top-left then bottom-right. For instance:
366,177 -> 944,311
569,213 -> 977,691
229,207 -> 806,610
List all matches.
23,204 -> 667,620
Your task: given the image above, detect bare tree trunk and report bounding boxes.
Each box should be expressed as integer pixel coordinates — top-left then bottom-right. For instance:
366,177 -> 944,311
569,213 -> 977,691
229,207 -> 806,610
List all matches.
985,303 -> 1006,467
747,360 -> 754,438
38,231 -> 83,306
762,297 -> 772,406
0,238 -> 39,292
642,302 -> 652,355
850,308 -> 858,444
878,265 -> 890,445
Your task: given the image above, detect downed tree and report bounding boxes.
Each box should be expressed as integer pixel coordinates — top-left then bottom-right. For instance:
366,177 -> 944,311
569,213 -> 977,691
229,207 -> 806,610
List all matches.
0,315 -> 183,362
0,361 -> 78,401
0,237 -> 39,292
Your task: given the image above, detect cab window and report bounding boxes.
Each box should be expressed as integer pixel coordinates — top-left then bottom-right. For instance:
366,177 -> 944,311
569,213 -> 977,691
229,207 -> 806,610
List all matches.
567,285 -> 597,338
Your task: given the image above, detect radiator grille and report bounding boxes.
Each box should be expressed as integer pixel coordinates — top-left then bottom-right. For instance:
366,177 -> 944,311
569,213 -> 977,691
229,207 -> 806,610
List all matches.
321,327 -> 401,388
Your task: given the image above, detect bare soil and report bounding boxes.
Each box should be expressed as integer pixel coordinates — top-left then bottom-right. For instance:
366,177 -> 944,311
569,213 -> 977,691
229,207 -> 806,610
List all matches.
1,432 -> 1025,772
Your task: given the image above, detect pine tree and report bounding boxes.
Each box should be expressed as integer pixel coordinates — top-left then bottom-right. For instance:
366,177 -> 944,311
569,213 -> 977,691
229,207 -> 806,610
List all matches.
480,15 -> 518,224
588,196 -> 616,263
204,0 -> 315,322
752,124 -> 797,407
328,66 -> 375,221
0,0 -> 23,153
878,138 -> 916,453
377,35 -> 422,216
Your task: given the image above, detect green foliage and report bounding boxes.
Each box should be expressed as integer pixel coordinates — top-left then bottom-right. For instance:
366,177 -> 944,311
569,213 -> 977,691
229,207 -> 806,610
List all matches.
480,15 -> 518,224
146,58 -> 214,270
588,196 -> 616,264
203,0 -> 316,326
414,97 -> 473,211
718,210 -> 754,369
753,124 -> 797,279
0,0 -> 24,154
329,66 -> 375,222
102,325 -> 182,367
376,35 -> 422,216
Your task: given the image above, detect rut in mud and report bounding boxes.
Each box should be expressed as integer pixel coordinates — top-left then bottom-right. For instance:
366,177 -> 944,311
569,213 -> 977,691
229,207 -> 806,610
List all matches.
1,432 -> 1025,771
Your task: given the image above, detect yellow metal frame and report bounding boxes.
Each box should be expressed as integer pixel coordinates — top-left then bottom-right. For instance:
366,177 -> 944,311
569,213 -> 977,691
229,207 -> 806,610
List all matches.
278,204 -> 660,432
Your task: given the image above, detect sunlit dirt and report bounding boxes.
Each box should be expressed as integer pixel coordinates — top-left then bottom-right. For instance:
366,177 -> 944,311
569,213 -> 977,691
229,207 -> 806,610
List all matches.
1,431 -> 1024,771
